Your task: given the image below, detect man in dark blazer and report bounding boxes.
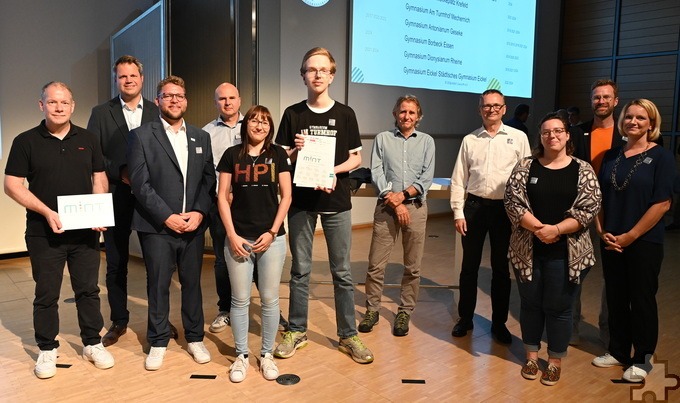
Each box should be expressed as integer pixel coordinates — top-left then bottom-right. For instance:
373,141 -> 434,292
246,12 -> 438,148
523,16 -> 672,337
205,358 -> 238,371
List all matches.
570,79 -> 623,348
127,75 -> 216,371
87,55 -> 164,346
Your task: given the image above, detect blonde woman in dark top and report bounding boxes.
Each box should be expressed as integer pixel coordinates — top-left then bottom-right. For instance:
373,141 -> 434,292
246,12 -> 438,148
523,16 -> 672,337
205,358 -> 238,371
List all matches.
592,99 -> 674,382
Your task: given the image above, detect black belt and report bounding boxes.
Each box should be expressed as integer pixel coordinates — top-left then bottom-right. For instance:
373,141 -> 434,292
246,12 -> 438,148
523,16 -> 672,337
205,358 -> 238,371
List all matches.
467,193 -> 503,206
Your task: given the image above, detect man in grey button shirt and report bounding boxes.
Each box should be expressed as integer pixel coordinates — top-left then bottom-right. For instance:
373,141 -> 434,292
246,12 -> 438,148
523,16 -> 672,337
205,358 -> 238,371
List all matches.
202,82 -> 243,333
358,95 -> 435,337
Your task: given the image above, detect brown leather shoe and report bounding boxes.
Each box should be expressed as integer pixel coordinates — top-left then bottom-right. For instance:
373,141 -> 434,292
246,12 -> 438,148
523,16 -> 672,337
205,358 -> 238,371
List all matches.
169,322 -> 179,340
102,324 -> 127,347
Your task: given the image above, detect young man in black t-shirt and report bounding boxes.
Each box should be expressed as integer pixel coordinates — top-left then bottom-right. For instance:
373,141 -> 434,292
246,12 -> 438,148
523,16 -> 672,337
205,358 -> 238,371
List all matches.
273,47 -> 374,364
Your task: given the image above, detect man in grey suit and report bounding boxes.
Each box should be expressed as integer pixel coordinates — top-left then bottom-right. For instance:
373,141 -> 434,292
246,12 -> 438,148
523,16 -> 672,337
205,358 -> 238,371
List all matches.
87,55 -> 166,346
127,75 -> 216,371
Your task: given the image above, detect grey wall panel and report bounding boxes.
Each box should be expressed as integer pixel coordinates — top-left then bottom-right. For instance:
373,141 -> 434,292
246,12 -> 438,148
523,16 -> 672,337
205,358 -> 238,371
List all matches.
617,55 -> 677,132
111,2 -> 165,101
168,0 -> 235,128
560,0 -> 680,149
619,0 -> 680,55
561,0 -> 616,60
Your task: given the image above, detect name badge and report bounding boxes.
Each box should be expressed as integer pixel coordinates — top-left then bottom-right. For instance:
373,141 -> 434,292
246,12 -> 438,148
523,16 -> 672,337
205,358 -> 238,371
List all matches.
529,177 -> 538,184
190,137 -> 196,142
507,138 -> 514,145
328,119 -> 336,126
195,147 -> 203,154
643,157 -> 653,164
265,158 -> 273,164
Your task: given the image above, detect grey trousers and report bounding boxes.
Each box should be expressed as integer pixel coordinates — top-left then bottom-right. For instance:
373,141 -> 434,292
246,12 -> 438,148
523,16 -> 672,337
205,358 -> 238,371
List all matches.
364,200 -> 428,313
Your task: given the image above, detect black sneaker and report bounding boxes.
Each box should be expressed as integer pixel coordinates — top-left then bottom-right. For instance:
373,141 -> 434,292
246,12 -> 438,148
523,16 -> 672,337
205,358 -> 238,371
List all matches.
392,311 -> 410,337
358,310 -> 379,333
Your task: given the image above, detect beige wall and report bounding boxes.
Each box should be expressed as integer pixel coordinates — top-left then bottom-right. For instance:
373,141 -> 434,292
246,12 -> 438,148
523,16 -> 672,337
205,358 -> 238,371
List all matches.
0,0 -> 156,253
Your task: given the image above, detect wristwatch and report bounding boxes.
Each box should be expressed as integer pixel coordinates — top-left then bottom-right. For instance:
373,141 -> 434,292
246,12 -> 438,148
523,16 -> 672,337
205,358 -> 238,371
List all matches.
403,190 -> 410,199
267,229 -> 277,238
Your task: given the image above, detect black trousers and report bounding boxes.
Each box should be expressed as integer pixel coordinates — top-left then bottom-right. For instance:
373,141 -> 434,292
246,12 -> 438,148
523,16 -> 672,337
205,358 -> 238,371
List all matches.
458,195 -> 511,324
139,231 -> 205,347
103,183 -> 136,326
208,202 -> 231,312
602,239 -> 662,370
27,232 -> 104,350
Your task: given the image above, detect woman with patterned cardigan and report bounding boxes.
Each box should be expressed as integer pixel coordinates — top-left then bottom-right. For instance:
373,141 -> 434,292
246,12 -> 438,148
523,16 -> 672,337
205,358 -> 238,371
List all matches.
504,113 -> 601,386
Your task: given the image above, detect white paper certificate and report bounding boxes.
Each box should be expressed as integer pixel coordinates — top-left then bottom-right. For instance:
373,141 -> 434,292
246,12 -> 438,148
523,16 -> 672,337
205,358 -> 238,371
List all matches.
294,135 -> 336,188
57,193 -> 115,230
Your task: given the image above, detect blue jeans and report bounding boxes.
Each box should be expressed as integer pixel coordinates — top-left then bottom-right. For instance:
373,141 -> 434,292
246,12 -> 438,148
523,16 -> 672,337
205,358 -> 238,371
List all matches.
287,207 -> 357,338
209,203 -> 231,312
226,236 -> 286,356
515,257 -> 578,358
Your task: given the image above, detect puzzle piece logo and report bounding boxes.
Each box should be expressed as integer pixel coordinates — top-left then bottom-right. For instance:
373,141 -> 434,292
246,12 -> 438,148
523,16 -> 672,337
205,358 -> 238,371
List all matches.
630,354 -> 680,402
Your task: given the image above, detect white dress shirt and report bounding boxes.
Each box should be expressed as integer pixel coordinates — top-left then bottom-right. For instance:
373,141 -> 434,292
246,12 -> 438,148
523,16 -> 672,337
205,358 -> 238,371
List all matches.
449,124 -> 530,220
161,117 -> 188,213
120,95 -> 144,130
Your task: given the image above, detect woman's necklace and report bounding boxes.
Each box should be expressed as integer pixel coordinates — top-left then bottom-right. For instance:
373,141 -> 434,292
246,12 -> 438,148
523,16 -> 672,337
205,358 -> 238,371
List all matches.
610,143 -> 649,191
249,152 -> 262,166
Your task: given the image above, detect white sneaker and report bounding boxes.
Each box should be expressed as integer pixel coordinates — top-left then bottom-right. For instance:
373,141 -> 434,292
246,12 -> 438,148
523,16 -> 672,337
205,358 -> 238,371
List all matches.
83,343 -> 115,369
35,348 -> 58,379
187,341 -> 211,364
592,353 -> 623,368
623,365 -> 648,383
145,346 -> 167,371
260,353 -> 279,381
229,354 -> 249,383
209,311 -> 230,333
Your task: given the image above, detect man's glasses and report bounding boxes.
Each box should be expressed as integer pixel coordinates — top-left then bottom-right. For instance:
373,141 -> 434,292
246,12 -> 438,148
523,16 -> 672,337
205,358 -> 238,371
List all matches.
591,95 -> 614,102
305,68 -> 332,77
480,104 -> 505,111
159,93 -> 186,101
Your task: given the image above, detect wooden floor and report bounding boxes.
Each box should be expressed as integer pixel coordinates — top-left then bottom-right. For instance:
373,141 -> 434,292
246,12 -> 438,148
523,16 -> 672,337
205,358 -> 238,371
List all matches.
1,216 -> 679,402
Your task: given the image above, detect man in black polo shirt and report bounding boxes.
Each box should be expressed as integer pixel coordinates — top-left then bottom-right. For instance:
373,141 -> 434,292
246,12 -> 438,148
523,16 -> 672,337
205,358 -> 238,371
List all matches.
4,81 -> 114,379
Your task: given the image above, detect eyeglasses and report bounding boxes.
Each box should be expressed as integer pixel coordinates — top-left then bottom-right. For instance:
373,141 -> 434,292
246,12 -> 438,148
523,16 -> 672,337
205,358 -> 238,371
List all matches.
248,119 -> 270,128
591,95 -> 614,102
540,127 -> 567,137
305,68 -> 332,77
159,93 -> 186,101
480,104 -> 505,111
